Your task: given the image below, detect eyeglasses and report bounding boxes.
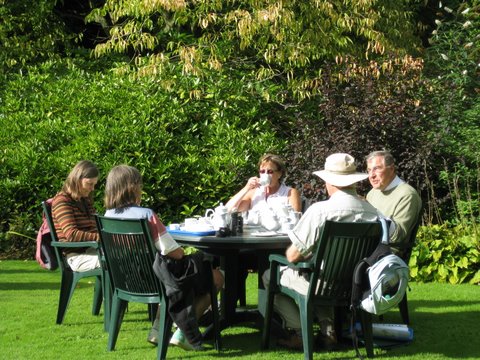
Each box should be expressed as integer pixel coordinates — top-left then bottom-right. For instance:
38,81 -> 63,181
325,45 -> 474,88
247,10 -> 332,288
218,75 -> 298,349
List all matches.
259,169 -> 277,174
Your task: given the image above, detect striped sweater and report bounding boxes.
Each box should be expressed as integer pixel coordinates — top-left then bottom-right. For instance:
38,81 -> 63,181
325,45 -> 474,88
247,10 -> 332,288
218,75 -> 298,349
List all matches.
52,192 -> 99,254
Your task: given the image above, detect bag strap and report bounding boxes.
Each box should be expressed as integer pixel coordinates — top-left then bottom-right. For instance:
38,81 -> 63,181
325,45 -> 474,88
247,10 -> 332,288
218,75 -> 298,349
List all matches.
380,217 -> 389,244
350,258 -> 369,360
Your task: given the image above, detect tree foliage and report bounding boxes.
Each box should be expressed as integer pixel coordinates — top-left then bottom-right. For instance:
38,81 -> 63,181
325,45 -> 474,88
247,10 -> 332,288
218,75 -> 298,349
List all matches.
277,55 -> 435,201
419,1 -> 480,223
423,0 -> 480,160
0,0 -> 72,72
88,0 -> 421,100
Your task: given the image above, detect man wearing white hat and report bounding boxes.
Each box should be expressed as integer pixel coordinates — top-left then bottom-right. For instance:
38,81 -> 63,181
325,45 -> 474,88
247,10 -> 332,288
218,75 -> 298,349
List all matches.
262,153 -> 382,350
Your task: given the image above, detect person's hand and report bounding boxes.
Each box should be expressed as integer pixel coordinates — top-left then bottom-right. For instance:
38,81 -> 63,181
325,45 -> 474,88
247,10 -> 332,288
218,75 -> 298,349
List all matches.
213,268 -> 225,291
246,176 -> 260,190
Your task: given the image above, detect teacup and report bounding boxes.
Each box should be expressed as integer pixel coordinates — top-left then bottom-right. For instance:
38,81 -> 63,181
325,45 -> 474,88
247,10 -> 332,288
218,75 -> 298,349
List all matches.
184,218 -> 199,231
169,223 -> 180,231
281,221 -> 294,233
259,173 -> 271,187
198,216 -> 212,227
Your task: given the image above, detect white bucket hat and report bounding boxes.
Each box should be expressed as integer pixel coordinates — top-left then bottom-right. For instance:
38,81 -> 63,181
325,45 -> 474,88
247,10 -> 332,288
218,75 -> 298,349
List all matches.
313,153 -> 368,187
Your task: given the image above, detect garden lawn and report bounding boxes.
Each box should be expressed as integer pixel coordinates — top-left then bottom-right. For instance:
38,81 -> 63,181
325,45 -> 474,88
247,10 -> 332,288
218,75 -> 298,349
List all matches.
0,260 -> 479,359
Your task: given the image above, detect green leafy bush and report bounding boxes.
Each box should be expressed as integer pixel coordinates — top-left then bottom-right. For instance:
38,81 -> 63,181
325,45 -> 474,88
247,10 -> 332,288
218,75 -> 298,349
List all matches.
0,57 -> 281,258
410,224 -> 480,284
2,212 -> 36,259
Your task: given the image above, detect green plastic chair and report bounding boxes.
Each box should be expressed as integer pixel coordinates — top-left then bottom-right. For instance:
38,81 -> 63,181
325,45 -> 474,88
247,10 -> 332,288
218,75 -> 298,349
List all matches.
95,215 -> 221,359
41,201 -> 104,325
261,220 -> 383,360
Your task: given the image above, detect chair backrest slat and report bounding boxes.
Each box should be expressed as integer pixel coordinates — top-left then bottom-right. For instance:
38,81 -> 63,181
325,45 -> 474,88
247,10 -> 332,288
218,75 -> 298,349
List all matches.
96,216 -> 163,297
309,221 -> 382,301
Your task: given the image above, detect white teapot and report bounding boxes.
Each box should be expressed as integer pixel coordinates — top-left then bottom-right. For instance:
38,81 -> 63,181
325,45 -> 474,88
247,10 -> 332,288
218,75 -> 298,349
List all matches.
205,203 -> 230,230
260,210 -> 280,231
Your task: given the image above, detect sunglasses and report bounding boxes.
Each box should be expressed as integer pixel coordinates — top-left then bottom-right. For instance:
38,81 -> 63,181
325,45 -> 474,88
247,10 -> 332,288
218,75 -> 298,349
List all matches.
259,169 -> 277,174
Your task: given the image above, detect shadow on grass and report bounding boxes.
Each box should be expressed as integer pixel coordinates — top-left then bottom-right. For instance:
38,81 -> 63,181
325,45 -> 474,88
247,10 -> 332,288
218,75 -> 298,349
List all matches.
404,309 -> 479,359
0,268 -> 51,274
367,299 -> 480,359
0,281 -> 95,291
202,330 -> 360,360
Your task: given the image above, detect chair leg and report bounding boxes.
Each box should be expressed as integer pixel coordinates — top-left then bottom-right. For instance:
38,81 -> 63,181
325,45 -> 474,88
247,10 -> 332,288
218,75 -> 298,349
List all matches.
107,297 -> 127,351
148,303 -> 158,322
103,271 -> 112,332
261,283 -> 276,349
210,277 -> 222,350
399,294 -> 410,325
157,299 -> 172,360
92,276 -> 103,315
360,310 -> 374,358
56,271 -> 74,324
298,300 -> 313,360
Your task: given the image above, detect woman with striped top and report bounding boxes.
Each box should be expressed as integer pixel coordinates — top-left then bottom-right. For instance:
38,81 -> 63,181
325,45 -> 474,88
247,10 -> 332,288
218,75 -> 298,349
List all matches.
52,160 -> 101,272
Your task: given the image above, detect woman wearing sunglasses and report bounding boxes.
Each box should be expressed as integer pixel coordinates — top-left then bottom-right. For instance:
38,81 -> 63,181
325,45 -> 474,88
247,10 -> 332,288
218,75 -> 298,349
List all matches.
226,153 -> 302,220
226,153 -> 301,305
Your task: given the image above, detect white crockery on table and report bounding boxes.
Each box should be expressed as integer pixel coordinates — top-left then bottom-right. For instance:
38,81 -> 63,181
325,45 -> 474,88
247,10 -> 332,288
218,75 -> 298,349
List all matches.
205,203 -> 230,230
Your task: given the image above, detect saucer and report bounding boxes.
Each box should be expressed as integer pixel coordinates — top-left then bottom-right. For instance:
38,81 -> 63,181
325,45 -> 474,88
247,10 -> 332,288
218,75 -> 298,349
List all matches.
251,231 -> 278,237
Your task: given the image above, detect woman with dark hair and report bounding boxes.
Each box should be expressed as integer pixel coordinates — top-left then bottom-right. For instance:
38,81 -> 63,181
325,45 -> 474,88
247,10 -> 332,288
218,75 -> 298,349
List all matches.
52,160 -> 100,272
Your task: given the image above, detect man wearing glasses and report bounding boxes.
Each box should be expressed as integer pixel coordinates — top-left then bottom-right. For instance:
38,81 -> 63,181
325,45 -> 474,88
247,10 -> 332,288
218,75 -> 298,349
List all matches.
365,150 -> 422,257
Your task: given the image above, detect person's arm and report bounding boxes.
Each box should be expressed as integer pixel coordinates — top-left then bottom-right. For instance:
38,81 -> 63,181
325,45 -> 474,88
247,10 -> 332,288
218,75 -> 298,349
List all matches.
149,213 -> 184,259
389,193 -> 422,246
286,243 -> 304,263
164,245 -> 184,260
288,187 -> 302,212
225,176 -> 259,212
52,196 -> 98,242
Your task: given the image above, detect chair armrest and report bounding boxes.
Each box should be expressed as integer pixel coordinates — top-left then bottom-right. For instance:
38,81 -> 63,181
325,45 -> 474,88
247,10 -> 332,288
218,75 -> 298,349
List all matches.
268,254 -> 290,265
267,254 -> 315,295
51,241 -> 99,249
269,254 -> 314,271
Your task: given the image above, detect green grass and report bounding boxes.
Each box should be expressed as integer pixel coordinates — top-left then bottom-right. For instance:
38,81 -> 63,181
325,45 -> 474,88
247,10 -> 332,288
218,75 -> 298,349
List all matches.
1,260 -> 479,359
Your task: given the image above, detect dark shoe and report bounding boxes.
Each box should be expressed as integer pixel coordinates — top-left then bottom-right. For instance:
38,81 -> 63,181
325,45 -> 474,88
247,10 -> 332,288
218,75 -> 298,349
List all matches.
269,313 -> 291,340
277,333 -> 303,350
198,308 -> 213,327
315,332 -> 338,351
